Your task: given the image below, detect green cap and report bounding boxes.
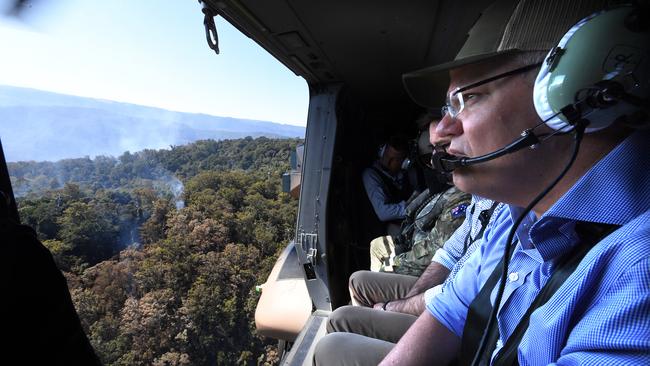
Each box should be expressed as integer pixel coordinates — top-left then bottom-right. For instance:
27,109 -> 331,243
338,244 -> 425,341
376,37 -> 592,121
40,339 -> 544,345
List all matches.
402,0 -> 608,109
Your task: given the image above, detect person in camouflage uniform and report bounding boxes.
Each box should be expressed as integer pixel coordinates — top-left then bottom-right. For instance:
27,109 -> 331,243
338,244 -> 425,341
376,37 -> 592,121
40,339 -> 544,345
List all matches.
314,111 -> 503,366
369,185 -> 470,275
391,186 -> 470,276
368,119 -> 471,276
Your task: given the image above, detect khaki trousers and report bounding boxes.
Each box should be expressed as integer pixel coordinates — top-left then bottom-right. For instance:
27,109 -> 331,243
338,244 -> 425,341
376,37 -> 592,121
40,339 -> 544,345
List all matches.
348,270 -> 418,307
313,271 -> 421,365
328,305 -> 418,343
313,332 -> 395,366
369,235 -> 396,272
313,306 -> 418,366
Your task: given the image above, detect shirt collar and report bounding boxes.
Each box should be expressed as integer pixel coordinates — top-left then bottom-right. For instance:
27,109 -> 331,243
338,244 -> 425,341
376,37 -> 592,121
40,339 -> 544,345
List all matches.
473,196 -> 496,211
511,130 -> 649,261
542,129 -> 650,226
508,206 -> 538,250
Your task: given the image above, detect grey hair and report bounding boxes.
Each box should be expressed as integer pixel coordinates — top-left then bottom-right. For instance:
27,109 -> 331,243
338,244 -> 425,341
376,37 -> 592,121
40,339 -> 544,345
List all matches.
512,50 -> 548,67
500,50 -> 549,81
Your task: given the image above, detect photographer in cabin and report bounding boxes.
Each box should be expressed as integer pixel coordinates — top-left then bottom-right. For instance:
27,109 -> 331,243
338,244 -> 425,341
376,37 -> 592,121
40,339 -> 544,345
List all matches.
362,135 -> 413,238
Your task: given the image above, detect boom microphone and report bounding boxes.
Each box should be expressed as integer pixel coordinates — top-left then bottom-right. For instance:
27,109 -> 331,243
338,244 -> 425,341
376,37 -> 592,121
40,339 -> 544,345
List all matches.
431,129 -> 541,173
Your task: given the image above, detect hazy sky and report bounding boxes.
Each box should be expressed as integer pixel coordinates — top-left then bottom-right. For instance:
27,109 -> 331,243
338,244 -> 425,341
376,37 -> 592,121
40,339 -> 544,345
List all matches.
0,0 -> 308,126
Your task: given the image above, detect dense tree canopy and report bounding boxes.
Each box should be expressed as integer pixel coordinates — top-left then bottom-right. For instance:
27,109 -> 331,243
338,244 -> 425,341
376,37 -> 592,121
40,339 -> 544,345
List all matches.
10,137 -> 301,365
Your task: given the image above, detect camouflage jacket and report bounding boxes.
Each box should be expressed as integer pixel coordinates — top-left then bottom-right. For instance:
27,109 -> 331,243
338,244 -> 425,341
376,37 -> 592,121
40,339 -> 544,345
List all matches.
392,186 -> 471,276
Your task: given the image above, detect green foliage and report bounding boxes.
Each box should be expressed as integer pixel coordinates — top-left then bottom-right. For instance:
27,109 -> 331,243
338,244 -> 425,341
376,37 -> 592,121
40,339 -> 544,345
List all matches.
11,137 -> 300,365
18,195 -> 64,240
155,137 -> 299,179
57,201 -> 119,267
140,198 -> 173,245
183,244 -> 265,365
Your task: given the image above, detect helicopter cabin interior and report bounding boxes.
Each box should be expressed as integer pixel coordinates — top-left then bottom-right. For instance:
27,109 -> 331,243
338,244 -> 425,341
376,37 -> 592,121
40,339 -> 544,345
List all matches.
210,0 -> 498,305
200,0 -> 511,360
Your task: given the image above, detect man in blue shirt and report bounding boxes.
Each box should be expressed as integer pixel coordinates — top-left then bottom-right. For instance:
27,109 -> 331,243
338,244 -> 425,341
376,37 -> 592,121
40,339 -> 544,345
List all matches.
362,136 -> 412,238
381,1 -> 650,365
313,196 -> 502,366
312,118 -> 502,366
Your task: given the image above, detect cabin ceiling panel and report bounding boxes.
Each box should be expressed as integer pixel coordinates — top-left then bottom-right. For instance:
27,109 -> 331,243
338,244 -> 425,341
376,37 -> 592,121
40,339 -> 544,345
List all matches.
210,0 -> 496,104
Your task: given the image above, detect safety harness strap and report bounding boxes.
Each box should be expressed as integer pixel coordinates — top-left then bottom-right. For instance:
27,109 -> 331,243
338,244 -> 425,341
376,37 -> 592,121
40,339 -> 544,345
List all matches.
462,201 -> 500,256
459,221 -> 619,366
370,166 -> 410,204
458,255 -> 507,366
492,222 -> 620,366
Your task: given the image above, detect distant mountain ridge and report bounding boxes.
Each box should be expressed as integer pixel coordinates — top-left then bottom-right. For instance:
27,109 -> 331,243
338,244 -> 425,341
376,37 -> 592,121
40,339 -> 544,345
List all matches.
0,84 -> 305,162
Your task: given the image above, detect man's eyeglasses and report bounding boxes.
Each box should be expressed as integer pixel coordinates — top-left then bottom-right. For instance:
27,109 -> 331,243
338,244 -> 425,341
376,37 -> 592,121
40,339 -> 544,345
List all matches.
441,62 -> 542,119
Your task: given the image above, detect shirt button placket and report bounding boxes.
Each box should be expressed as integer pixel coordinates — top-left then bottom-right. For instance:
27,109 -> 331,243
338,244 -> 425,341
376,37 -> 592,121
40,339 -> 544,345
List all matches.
509,272 -> 519,282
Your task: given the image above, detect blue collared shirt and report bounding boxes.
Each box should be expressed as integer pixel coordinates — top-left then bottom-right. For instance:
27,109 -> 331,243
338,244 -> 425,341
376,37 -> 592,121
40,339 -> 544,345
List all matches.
362,161 -> 407,221
425,196 -> 504,303
427,130 -> 650,365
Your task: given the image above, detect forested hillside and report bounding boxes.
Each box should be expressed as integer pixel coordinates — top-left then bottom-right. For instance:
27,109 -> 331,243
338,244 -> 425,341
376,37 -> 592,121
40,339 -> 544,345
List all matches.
10,137 -> 302,365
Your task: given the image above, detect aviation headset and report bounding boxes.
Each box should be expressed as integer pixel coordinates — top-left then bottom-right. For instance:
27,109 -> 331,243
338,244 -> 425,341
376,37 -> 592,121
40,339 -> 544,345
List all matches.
377,143 -> 387,159
534,4 -> 649,133
378,138 -> 412,170
435,4 -> 649,173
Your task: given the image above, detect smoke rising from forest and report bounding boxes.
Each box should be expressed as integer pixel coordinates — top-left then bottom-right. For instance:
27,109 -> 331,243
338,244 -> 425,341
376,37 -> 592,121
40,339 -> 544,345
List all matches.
0,84 -> 305,162
164,175 -> 185,210
12,136 -> 302,365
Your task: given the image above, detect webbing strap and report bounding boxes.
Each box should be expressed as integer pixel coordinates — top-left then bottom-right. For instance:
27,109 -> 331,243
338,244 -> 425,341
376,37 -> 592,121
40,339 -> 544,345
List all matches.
492,222 -> 620,366
459,252 -> 510,366
462,201 -> 500,256
458,222 -> 619,366
418,191 -> 448,232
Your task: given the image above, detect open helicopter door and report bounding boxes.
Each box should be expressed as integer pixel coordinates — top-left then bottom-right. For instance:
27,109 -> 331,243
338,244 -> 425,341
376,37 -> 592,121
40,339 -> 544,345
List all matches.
255,84 -> 339,364
0,139 -> 19,222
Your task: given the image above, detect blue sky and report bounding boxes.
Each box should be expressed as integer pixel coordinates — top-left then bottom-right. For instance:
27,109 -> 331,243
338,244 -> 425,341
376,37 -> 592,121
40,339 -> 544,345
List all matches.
0,0 -> 308,126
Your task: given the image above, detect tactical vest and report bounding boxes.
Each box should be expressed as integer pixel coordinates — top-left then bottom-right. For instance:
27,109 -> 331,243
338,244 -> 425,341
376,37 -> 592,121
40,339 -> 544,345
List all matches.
393,187 -> 472,276
369,166 -> 412,206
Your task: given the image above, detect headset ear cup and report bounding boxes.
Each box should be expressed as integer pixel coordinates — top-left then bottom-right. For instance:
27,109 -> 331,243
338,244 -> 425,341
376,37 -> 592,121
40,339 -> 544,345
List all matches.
533,15 -> 589,132
534,7 -> 649,133
378,144 -> 387,159
533,51 -> 560,129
